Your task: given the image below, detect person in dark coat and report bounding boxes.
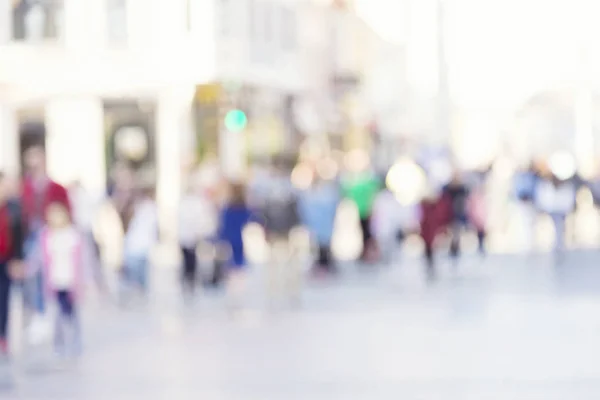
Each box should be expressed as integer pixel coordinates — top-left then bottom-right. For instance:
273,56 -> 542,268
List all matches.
442,171 -> 469,261
419,189 -> 451,279
0,172 -> 25,357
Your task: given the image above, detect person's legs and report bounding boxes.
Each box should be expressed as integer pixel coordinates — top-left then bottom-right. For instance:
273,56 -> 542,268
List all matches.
378,234 -> 397,265
518,201 -> 536,253
267,238 -> 285,306
0,273 -> 11,354
477,230 -> 486,255
552,213 -> 566,254
285,238 -> 302,306
181,246 -> 197,292
209,242 -> 227,287
359,217 -> 373,261
121,255 -> 149,299
34,271 -> 45,313
226,268 -> 247,312
56,291 -> 80,355
24,232 -> 45,313
319,244 -> 336,272
87,231 -> 106,291
125,255 -> 148,293
55,291 -> 69,354
317,245 -> 328,266
424,244 -> 435,280
136,257 -> 149,294
449,220 -> 462,260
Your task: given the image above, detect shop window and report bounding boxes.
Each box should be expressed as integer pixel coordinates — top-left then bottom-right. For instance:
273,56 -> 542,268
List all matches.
106,0 -> 127,44
12,0 -> 64,41
17,108 -> 46,177
104,101 -> 156,188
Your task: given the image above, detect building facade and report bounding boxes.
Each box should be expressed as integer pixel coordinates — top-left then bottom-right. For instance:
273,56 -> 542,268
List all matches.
0,0 -> 309,235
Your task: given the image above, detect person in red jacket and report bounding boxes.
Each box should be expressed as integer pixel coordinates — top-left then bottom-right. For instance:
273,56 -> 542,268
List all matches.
419,188 -> 452,279
21,145 -> 71,313
0,172 -> 25,357
21,146 -> 71,234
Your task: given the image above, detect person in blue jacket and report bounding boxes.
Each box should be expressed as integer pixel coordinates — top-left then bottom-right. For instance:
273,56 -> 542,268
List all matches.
299,176 -> 340,275
217,183 -> 257,310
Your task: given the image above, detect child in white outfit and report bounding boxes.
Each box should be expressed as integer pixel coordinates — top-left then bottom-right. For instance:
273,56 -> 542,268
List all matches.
40,202 -> 84,357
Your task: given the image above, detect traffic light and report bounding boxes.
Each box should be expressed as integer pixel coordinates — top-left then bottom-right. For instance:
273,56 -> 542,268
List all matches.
224,109 -> 247,132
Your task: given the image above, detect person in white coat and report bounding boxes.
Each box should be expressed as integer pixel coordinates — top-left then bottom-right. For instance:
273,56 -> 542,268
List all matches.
122,186 -> 158,296
536,175 -> 576,257
178,184 -> 217,295
69,181 -> 105,291
371,186 -> 421,264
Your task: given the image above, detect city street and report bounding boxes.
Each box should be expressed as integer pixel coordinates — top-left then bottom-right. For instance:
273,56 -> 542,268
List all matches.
2,251 -> 600,399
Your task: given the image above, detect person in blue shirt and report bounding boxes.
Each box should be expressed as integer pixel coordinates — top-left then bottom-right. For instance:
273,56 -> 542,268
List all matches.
217,183 -> 257,310
299,176 -> 340,275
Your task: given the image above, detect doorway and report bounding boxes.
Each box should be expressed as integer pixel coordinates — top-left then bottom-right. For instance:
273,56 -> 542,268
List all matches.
17,109 -> 46,177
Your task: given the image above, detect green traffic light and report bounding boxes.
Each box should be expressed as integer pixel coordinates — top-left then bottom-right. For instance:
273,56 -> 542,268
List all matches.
224,109 -> 247,132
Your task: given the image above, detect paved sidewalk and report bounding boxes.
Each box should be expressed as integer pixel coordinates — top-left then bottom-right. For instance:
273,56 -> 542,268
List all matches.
2,252 -> 600,399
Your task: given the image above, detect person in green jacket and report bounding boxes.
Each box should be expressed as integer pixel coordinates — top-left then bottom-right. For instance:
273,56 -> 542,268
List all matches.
341,171 -> 381,262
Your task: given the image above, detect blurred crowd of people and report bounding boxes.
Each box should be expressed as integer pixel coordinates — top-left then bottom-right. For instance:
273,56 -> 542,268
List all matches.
2,145 -> 600,363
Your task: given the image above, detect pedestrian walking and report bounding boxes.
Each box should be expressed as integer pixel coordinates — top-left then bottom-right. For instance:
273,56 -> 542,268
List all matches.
0,172 -> 25,358
121,185 -> 158,300
419,188 -> 451,280
178,183 -> 217,297
536,174 -> 576,261
513,163 -> 539,252
69,181 -> 105,292
21,146 -> 71,327
217,183 -> 255,312
371,185 -> 402,266
467,182 -> 488,256
299,176 -> 340,275
38,202 -> 84,358
261,160 -> 303,307
341,168 -> 381,264
442,171 -> 469,263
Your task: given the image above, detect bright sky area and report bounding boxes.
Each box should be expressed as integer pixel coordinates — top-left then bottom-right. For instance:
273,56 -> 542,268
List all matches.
355,0 -> 597,108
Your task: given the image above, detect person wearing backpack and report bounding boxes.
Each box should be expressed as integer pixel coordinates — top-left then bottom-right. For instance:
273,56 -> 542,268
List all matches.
0,172 -> 25,357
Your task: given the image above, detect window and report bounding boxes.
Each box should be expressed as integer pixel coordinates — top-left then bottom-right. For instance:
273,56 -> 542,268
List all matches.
279,6 -> 296,51
248,0 -> 256,39
262,1 -> 272,44
12,0 -> 64,41
261,1 -> 276,63
106,0 -> 127,44
218,0 -> 231,37
249,0 -> 264,62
